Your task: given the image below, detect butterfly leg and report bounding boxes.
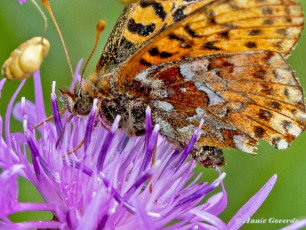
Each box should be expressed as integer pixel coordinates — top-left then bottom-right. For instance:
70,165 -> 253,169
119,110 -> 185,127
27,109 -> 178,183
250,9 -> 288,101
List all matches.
191,146 -> 225,168
33,108 -> 66,129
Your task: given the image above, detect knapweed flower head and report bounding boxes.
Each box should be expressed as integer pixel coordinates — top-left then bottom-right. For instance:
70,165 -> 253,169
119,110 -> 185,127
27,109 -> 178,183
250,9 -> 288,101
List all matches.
0,61 -> 297,229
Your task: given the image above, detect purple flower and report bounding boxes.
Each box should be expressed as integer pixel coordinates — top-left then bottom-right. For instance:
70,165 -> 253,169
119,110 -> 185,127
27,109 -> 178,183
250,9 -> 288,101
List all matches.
18,0 -> 26,5
0,62 -> 291,229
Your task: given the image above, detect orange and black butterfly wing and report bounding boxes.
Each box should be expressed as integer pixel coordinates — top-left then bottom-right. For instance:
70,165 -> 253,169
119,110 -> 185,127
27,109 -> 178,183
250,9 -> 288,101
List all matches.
97,0 -> 218,73
97,4 -> 138,73
115,0 -> 304,87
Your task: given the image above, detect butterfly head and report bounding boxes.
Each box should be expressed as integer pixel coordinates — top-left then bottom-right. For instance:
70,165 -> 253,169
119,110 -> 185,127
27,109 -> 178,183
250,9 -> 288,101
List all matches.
59,88 -> 93,117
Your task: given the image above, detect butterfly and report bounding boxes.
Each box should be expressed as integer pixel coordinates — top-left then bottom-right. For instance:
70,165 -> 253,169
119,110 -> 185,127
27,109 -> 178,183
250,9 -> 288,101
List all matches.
60,0 -> 305,168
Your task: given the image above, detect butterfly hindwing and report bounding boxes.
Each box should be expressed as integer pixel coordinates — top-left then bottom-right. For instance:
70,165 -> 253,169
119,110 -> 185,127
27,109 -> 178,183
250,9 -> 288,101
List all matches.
129,50 -> 305,152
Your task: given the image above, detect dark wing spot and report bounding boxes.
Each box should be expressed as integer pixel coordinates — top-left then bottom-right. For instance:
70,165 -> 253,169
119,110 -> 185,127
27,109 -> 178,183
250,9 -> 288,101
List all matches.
160,52 -> 173,58
127,18 -> 155,37
264,51 -> 274,62
140,1 -> 167,21
149,47 -> 159,56
261,84 -> 274,95
185,24 -> 201,37
204,41 -> 221,50
169,33 -> 192,48
271,136 -> 281,147
282,120 -> 292,132
276,28 -> 287,36
273,41 -> 283,48
249,29 -> 261,36
173,6 -> 186,21
222,61 -> 234,68
254,126 -> 266,138
169,33 -> 185,42
220,31 -> 230,39
284,88 -> 290,99
149,47 -> 173,58
263,19 -> 273,25
259,109 -> 272,121
223,23 -> 237,29
207,58 -> 234,70
268,102 -> 282,110
253,69 -> 267,80
140,58 -> 152,67
262,8 -> 273,15
207,10 -> 217,24
245,41 -> 257,48
285,17 -> 292,23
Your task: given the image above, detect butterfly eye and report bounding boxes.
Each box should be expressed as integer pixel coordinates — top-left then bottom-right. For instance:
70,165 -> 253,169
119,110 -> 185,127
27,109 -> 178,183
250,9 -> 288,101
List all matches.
74,96 -> 93,116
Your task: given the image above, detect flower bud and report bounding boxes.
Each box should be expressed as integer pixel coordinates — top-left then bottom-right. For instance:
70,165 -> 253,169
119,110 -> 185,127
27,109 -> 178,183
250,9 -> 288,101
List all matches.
2,36 -> 50,80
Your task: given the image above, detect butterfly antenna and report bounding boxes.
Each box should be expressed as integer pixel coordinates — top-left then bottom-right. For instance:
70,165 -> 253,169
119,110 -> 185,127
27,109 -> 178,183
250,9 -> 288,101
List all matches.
79,20 -> 106,91
41,0 -> 75,85
65,138 -> 85,156
33,108 -> 66,129
30,0 -> 47,38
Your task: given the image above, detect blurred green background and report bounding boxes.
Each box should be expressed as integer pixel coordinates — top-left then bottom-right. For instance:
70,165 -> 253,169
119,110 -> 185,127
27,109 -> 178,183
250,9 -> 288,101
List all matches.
0,0 -> 305,229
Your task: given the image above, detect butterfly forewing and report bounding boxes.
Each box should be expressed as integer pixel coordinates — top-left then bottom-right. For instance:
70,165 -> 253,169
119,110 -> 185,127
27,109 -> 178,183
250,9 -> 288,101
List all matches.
97,0 -> 216,73
114,0 -> 304,87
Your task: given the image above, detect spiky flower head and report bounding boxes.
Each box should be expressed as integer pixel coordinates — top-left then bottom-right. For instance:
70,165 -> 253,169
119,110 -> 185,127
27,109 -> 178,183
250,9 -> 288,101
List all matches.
0,60 -> 299,229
